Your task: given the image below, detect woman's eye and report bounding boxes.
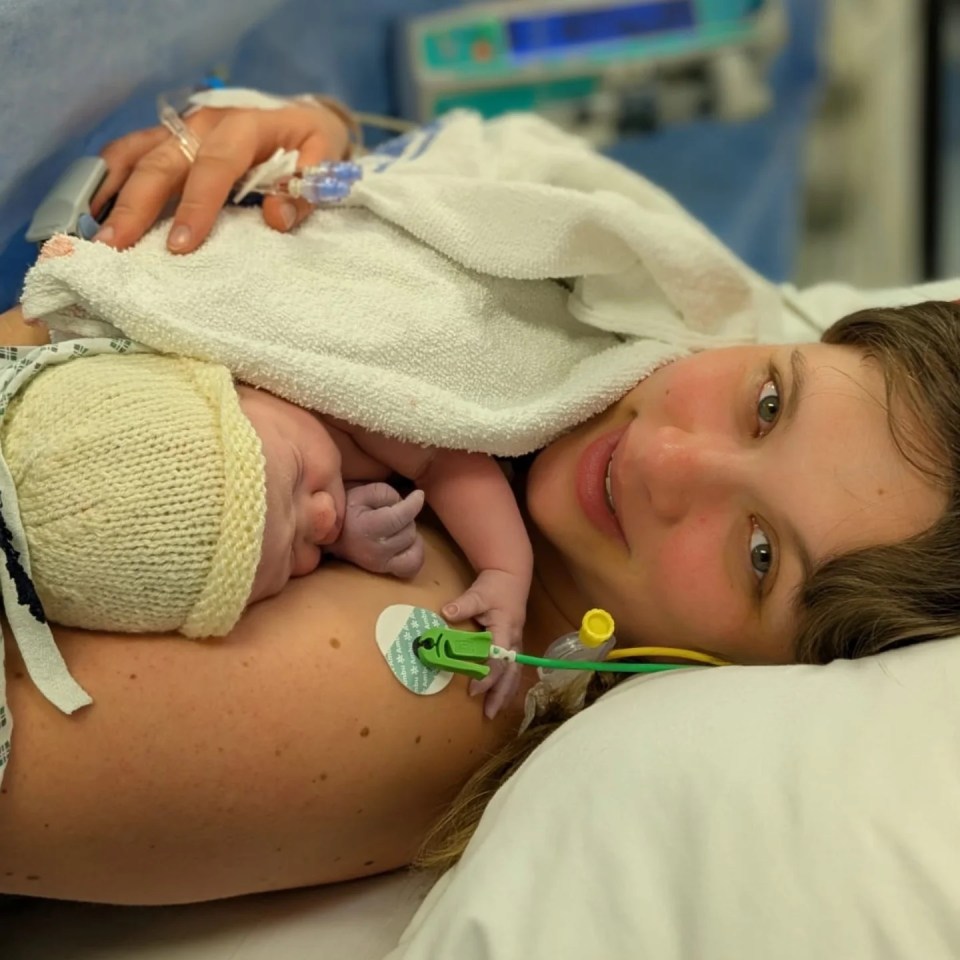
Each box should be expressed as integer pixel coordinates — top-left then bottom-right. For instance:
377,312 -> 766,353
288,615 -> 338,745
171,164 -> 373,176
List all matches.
756,379 -> 780,430
749,521 -> 773,581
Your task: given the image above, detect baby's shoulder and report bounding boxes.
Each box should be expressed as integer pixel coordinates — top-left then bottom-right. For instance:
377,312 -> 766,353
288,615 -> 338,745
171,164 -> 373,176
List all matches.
323,415 -> 433,482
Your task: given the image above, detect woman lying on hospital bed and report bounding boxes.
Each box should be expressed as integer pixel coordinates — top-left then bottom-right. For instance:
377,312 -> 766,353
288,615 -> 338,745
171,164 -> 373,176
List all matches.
1,95 -> 960,904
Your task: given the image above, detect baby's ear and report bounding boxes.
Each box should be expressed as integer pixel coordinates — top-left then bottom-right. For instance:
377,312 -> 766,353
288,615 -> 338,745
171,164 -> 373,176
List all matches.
38,234 -> 77,260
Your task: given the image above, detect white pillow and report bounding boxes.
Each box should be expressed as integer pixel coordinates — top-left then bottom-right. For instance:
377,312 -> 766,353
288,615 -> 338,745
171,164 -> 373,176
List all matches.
387,638 -> 960,959
773,276 -> 960,342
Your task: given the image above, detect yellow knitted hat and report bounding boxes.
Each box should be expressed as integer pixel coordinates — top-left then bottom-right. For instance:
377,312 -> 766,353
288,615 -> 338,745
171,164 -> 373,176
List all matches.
0,352 -> 265,637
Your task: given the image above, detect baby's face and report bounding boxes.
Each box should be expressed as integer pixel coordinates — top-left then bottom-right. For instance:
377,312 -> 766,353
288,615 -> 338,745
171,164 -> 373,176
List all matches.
236,386 -> 346,604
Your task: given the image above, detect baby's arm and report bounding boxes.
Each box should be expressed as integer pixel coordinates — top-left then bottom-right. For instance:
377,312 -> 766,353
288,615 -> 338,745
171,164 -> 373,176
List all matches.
330,420 -> 532,718
418,449 -> 533,640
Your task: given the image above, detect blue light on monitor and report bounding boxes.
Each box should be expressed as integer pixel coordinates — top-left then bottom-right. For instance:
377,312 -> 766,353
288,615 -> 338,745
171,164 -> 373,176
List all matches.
508,2 -> 696,55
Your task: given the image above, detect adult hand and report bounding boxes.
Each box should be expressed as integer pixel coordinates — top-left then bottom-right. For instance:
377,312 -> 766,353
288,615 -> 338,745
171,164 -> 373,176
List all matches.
91,101 -> 352,254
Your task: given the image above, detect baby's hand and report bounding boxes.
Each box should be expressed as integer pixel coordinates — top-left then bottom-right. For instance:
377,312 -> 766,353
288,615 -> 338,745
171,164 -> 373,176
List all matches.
442,569 -> 529,720
329,483 -> 425,579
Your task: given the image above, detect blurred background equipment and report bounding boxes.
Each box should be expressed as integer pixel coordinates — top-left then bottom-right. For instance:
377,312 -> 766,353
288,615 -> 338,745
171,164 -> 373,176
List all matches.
0,0 -> 820,308
395,0 -> 785,143
3,0 -> 954,306
796,0 -> 923,287
926,0 -> 960,280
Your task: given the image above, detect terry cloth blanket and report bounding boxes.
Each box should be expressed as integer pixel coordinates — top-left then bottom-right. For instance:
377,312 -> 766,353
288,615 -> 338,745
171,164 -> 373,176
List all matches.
21,106 -> 781,456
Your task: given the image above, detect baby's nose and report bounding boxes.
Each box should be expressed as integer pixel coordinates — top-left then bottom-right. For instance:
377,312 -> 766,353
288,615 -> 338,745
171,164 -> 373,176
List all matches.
306,490 -> 340,545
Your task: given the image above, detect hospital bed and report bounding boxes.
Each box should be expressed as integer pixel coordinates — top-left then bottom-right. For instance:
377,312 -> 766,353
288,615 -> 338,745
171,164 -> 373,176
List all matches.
7,2 -> 960,958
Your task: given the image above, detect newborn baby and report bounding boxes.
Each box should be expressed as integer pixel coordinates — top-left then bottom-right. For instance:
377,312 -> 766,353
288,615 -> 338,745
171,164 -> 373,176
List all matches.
1,346 -> 531,711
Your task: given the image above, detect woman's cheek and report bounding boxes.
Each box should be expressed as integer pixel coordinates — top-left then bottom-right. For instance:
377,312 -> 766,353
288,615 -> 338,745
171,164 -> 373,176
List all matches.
650,525 -> 744,642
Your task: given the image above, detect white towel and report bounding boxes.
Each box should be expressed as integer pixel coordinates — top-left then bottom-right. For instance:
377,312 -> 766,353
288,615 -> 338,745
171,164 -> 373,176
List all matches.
21,110 -> 781,456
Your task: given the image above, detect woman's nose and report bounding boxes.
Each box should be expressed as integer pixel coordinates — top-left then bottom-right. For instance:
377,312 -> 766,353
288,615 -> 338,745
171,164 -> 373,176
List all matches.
632,425 -> 747,522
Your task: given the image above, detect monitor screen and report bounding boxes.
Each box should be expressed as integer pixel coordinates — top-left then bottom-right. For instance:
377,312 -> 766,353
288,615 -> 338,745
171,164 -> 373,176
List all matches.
508,2 -> 696,55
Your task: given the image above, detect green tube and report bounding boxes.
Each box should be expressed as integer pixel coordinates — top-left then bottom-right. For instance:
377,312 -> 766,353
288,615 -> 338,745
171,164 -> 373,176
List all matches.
513,652 -> 700,674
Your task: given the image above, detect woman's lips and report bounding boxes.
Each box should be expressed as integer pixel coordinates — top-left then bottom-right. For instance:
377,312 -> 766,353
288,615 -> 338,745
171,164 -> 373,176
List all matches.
576,426 -> 627,543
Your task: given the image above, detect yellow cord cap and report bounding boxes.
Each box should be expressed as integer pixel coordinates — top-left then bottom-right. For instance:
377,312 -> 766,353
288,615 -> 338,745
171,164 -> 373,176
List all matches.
578,608 -> 615,648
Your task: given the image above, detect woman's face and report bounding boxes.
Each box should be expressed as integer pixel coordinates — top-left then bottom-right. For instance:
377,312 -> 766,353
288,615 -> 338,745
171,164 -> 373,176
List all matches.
527,343 -> 946,664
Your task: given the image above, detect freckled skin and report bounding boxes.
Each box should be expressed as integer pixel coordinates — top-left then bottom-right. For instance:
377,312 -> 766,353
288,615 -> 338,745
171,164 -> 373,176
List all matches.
0,523 -> 544,903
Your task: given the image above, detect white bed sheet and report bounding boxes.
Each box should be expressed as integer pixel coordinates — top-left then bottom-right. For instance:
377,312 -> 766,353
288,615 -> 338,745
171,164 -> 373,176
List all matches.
7,869 -> 433,960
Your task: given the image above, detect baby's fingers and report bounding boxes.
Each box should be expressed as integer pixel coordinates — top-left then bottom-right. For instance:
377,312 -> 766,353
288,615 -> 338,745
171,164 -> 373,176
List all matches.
484,662 -> 523,720
383,535 -> 424,580
366,489 -> 425,539
468,662 -> 522,720
442,587 -> 489,626
468,660 -> 503,699
388,488 -> 426,527
371,517 -> 421,567
345,481 -> 400,509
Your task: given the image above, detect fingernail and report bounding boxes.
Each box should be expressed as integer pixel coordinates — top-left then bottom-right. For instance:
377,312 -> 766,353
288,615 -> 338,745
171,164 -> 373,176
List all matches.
279,201 -> 297,230
93,225 -> 115,245
77,214 -> 100,240
443,604 -> 459,620
168,224 -> 191,251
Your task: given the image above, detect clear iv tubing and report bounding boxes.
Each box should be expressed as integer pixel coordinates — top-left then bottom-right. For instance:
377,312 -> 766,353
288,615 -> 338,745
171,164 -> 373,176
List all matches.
265,162 -> 363,204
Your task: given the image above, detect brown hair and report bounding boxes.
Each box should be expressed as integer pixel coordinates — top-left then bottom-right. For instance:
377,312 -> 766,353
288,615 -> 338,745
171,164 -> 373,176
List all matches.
796,301 -> 960,660
415,301 -> 960,873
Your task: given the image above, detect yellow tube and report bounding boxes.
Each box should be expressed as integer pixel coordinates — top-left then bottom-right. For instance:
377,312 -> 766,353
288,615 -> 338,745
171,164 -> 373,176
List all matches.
605,646 -> 731,667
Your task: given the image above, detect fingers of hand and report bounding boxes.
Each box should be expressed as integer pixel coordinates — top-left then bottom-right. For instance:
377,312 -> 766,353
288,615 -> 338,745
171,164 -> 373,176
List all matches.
482,663 -> 522,720
261,130 -> 337,234
93,127 -> 170,218
383,535 -> 425,580
442,586 -> 488,625
167,112 -> 267,253
457,596 -> 525,717
94,135 -> 193,249
383,489 -> 426,531
363,513 -> 420,557
356,488 -> 425,538
468,660 -> 501,698
466,660 -> 522,719
345,482 -> 401,510
95,103 -> 351,252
